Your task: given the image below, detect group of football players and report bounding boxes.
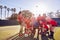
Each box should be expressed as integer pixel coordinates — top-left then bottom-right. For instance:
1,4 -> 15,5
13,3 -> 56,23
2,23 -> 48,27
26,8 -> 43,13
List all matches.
17,11 -> 57,40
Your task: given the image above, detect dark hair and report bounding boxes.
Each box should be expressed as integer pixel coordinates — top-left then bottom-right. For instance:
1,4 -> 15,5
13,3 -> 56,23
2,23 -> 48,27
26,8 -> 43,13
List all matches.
18,11 -> 21,14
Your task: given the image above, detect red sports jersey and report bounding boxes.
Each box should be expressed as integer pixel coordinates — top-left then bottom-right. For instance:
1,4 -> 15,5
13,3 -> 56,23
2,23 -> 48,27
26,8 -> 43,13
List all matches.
37,16 -> 45,21
45,17 -> 57,26
24,18 -> 31,28
17,14 -> 24,23
49,19 -> 57,26
46,18 -> 57,31
46,17 -> 57,26
41,21 -> 48,29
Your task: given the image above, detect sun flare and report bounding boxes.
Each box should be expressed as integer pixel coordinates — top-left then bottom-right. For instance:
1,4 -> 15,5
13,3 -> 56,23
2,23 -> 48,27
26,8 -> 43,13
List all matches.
31,3 -> 48,17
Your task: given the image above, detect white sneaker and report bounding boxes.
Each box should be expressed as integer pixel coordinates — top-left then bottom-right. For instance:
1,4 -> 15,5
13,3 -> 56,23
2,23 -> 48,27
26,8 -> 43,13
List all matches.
24,34 -> 28,37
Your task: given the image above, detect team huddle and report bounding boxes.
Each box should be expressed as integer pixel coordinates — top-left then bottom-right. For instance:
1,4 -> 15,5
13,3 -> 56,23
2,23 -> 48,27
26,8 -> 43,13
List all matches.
17,10 -> 57,40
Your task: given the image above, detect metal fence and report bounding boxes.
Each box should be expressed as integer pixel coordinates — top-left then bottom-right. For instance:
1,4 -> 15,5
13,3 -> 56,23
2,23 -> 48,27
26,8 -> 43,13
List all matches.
0,20 -> 19,26
0,18 -> 60,26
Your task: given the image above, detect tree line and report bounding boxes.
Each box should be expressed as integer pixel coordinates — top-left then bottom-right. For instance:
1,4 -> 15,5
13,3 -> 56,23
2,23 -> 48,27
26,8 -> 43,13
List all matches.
0,5 -> 16,19
0,5 -> 60,20
47,10 -> 60,18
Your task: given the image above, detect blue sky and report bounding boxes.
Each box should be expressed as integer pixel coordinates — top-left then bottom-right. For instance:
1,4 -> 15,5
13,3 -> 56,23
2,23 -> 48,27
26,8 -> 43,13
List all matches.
0,0 -> 60,18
